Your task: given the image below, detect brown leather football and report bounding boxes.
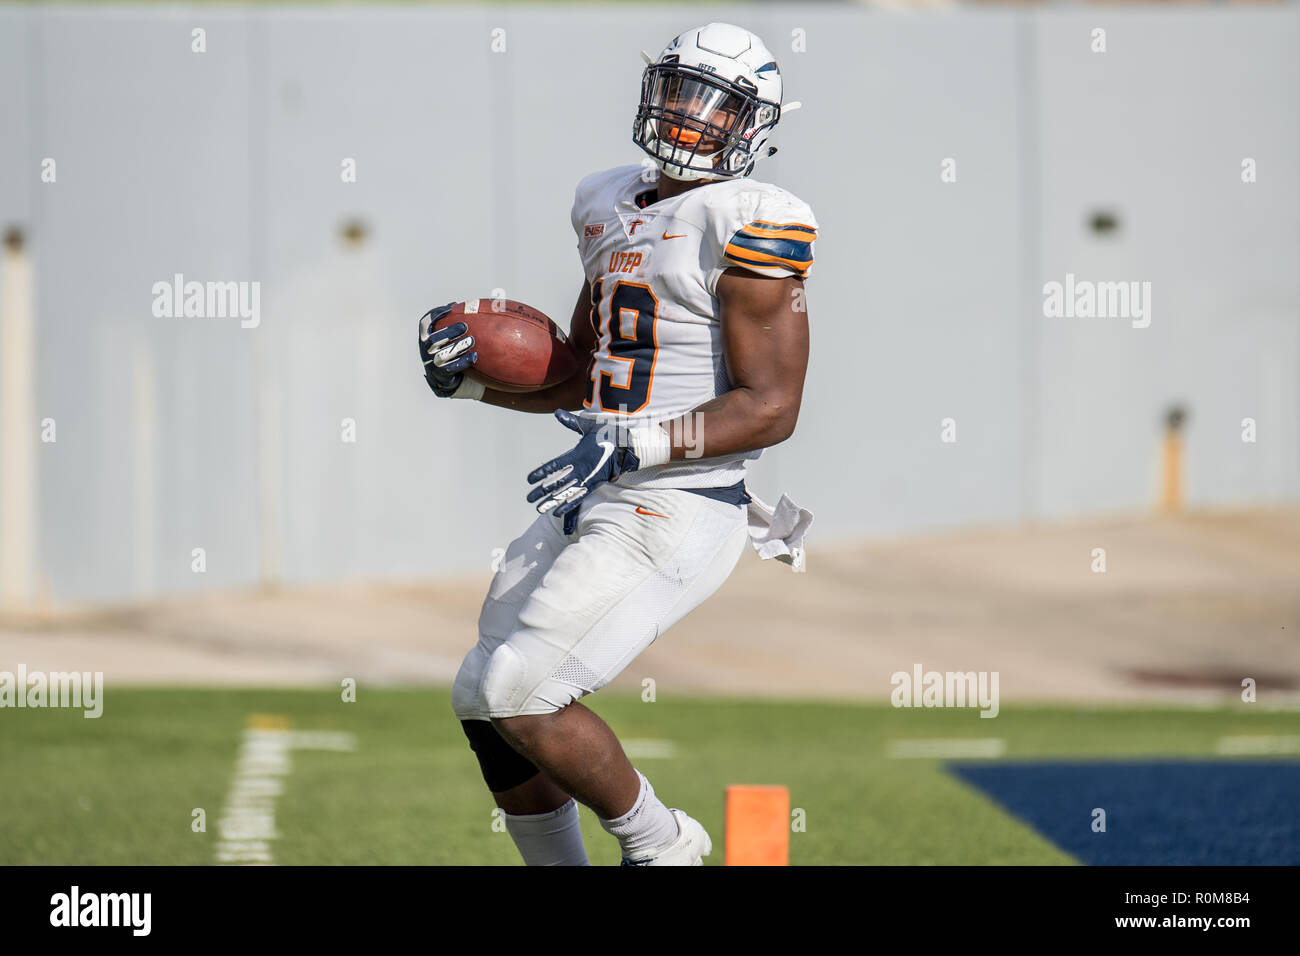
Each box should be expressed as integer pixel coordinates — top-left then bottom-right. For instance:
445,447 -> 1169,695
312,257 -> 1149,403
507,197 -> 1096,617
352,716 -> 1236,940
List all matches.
433,298 -> 579,393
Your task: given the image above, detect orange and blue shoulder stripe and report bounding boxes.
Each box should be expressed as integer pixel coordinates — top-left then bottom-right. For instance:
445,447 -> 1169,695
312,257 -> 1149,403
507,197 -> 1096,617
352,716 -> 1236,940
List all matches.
723,219 -> 817,277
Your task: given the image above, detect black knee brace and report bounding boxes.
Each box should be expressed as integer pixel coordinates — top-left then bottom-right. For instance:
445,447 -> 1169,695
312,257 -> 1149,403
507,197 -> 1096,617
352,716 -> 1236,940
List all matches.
460,719 -> 540,792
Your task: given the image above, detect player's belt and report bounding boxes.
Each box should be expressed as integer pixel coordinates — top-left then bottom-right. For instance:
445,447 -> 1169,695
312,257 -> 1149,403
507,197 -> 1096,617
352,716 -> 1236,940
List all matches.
561,480 -> 751,534
682,480 -> 750,507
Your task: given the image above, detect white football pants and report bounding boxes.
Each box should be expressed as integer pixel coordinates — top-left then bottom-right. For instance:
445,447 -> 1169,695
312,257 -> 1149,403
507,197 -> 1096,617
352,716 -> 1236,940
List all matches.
452,481 -> 748,720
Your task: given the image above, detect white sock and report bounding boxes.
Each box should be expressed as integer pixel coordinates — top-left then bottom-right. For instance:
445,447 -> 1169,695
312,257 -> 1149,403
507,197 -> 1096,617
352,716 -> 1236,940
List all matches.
504,798 -> 591,866
598,769 -> 679,860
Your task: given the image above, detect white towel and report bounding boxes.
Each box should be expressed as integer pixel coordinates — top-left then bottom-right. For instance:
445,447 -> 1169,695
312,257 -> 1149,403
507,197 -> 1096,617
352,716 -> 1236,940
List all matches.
746,493 -> 814,572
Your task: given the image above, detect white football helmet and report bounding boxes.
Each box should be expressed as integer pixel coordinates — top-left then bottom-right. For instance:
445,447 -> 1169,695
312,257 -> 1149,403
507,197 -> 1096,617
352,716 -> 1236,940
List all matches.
633,23 -> 799,182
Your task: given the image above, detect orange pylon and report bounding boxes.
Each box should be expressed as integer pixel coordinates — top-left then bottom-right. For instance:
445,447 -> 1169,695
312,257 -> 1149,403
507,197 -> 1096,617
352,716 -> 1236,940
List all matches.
725,785 -> 789,866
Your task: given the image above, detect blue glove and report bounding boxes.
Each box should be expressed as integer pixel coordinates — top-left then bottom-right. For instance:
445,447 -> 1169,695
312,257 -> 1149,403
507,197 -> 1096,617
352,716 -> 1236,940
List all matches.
526,410 -> 642,522
419,303 -> 479,398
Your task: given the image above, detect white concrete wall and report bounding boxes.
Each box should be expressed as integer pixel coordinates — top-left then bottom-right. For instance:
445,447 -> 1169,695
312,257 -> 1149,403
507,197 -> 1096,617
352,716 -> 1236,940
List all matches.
0,4 -> 1295,603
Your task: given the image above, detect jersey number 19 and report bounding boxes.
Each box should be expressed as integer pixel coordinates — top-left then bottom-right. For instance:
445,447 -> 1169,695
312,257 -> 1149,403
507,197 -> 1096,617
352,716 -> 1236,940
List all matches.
584,278 -> 659,415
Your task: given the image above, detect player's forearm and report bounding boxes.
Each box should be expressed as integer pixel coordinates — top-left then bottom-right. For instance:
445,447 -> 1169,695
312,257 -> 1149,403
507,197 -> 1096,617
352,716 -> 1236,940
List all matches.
656,387 -> 800,462
479,372 -> 588,414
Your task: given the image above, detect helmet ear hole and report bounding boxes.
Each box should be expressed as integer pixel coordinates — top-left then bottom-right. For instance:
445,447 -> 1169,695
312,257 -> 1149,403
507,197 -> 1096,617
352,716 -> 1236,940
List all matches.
767,146 -> 778,158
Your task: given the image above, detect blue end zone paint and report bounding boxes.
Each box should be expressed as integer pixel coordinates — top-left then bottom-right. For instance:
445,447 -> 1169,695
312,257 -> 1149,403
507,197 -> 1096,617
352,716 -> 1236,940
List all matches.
949,761 -> 1300,865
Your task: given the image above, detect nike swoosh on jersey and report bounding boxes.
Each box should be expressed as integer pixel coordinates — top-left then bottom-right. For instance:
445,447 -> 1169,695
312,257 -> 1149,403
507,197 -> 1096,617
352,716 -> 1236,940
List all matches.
635,506 -> 670,518
662,232 -> 687,240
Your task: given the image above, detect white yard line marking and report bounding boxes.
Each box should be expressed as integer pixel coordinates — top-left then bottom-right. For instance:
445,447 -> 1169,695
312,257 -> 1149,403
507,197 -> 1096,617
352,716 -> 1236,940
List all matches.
888,738 -> 1006,759
623,738 -> 677,759
1215,735 -> 1300,755
215,719 -> 355,865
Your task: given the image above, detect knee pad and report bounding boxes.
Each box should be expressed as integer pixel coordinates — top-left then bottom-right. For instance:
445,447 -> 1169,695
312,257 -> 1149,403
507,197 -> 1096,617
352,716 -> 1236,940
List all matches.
480,643 -> 532,718
451,644 -> 491,721
481,641 -> 574,718
460,719 -> 539,792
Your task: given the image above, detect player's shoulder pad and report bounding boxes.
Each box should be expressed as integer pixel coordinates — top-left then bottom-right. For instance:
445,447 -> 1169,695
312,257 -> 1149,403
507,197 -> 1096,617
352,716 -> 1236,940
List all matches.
570,165 -> 647,238
703,179 -> 819,282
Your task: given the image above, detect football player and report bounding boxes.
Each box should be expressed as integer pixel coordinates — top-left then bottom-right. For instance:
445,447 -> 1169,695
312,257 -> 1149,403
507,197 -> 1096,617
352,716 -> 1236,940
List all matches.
420,22 -> 817,865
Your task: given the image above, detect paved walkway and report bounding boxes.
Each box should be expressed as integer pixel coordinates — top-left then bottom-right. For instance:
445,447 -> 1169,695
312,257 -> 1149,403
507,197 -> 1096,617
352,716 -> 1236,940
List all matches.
2,508 -> 1297,707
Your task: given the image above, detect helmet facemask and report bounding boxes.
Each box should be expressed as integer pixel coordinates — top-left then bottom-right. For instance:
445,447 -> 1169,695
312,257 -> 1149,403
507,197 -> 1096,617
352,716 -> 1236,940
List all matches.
633,62 -> 779,182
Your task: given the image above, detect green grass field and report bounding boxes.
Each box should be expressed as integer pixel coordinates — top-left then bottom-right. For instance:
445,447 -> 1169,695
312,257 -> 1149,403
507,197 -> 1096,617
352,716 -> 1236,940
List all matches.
3,688 -> 1296,865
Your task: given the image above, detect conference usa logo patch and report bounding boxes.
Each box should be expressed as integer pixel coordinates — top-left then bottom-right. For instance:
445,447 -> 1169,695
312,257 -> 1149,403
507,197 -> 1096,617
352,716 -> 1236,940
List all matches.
583,223 -> 606,240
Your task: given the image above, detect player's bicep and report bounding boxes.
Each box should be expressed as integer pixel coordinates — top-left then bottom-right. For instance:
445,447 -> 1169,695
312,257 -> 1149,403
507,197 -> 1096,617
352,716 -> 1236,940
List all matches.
717,268 -> 809,411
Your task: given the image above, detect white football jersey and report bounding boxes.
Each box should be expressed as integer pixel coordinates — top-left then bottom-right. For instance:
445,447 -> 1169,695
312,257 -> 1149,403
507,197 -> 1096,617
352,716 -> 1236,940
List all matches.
570,164 -> 818,490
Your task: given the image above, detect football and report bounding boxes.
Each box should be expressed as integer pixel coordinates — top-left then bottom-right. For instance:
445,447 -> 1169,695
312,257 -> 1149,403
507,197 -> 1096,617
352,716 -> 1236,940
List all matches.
433,298 -> 580,393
